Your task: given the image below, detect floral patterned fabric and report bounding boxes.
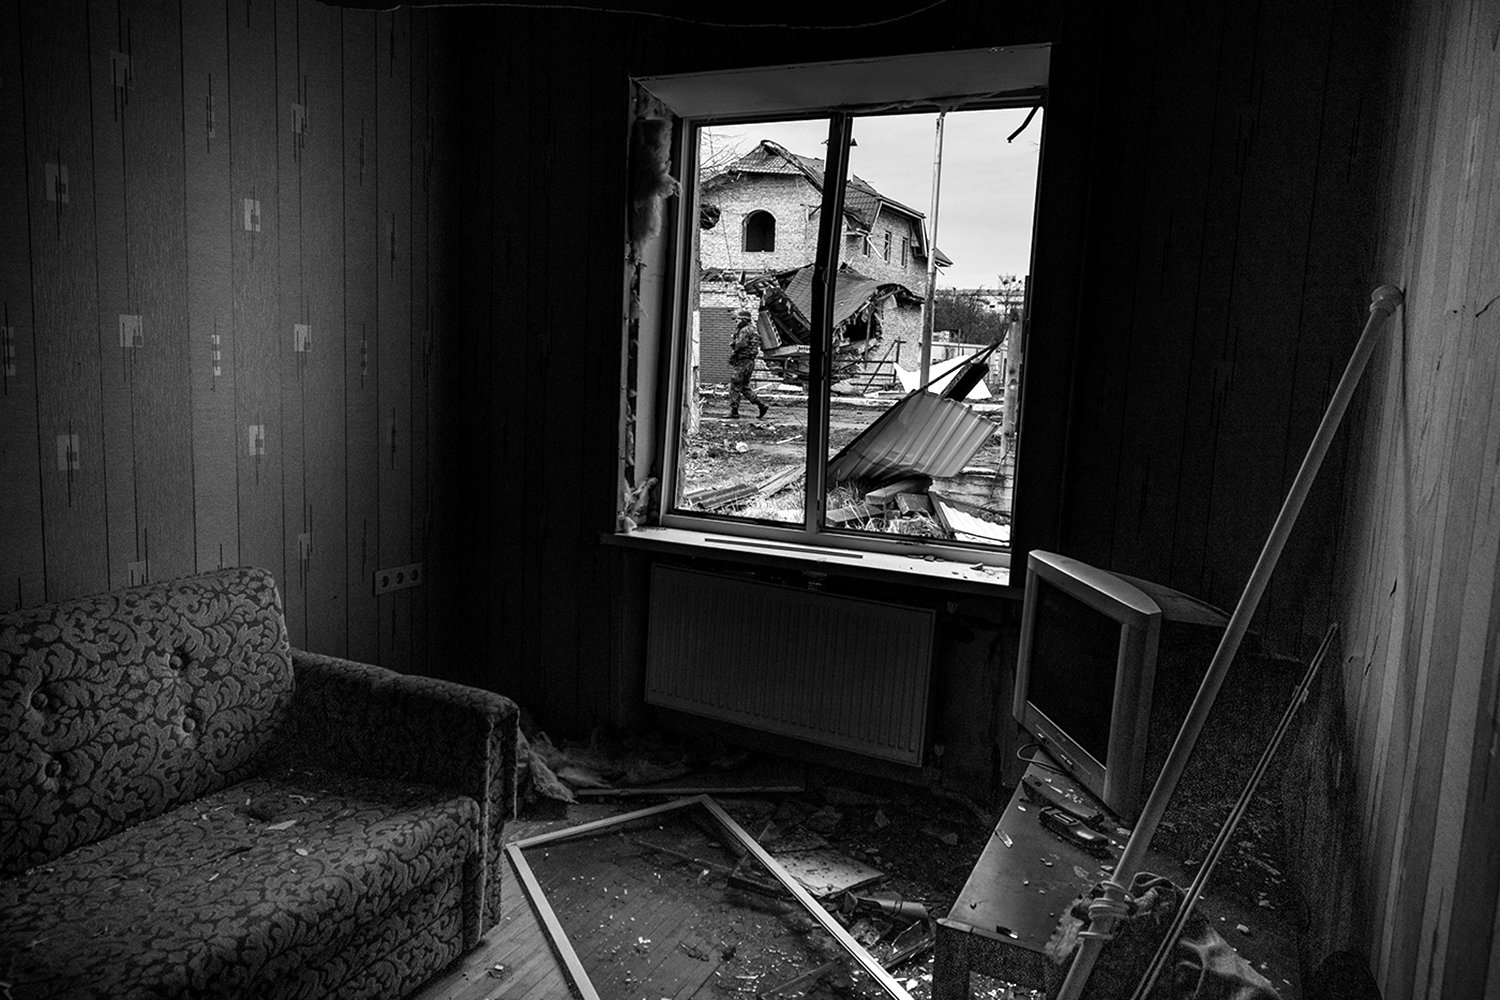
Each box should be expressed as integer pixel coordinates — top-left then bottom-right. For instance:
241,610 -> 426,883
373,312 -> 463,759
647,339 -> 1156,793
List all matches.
0,767 -> 475,998
0,567 -> 293,876
267,867 -> 467,1000
0,569 -> 520,1000
271,649 -> 519,933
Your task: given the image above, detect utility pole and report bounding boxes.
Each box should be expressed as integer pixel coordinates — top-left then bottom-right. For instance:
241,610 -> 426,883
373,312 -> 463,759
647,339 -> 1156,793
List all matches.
918,111 -> 947,387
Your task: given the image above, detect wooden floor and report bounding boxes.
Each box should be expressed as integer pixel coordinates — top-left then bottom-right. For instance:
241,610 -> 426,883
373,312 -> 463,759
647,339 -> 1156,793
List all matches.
412,820 -> 578,1000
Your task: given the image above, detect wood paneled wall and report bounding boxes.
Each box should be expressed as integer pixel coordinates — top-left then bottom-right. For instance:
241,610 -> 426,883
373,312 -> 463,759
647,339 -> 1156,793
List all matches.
1330,0 -> 1500,995
1049,0 -> 1384,657
426,0 -> 1386,779
425,2 -> 1068,735
0,0 -> 443,671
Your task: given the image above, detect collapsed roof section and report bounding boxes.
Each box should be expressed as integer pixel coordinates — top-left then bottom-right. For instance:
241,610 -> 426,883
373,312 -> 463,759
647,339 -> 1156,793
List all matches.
746,263 -> 919,347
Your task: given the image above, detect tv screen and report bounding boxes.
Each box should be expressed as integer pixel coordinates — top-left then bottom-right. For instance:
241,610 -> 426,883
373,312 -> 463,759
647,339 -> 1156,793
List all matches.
1013,550 -> 1166,822
1026,578 -> 1121,766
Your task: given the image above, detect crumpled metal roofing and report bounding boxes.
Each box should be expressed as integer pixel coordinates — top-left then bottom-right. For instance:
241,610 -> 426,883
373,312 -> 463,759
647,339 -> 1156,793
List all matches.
827,391 -> 996,485
784,264 -> 885,331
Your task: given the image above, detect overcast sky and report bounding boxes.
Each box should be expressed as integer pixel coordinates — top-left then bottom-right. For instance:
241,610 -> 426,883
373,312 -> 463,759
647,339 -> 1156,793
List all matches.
702,107 -> 1043,291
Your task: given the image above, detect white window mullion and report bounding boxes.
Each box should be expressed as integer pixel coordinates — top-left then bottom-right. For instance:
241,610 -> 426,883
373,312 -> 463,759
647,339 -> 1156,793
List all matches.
657,121 -> 700,518
804,114 -> 853,536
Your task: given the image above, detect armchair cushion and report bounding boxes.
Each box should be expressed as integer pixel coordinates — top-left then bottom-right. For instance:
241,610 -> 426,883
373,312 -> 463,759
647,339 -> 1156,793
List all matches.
273,650 -> 519,930
0,767 -> 476,999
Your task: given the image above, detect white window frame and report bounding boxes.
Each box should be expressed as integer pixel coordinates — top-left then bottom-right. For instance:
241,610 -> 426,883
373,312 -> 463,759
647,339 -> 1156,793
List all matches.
624,47 -> 1050,576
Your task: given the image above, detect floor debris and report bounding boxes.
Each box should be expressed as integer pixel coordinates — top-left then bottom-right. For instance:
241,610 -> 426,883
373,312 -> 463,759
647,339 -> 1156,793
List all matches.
771,849 -> 884,898
508,795 -> 912,998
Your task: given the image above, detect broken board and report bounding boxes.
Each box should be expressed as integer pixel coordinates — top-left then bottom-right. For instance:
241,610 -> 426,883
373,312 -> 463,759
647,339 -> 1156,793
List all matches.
772,849 -> 885,898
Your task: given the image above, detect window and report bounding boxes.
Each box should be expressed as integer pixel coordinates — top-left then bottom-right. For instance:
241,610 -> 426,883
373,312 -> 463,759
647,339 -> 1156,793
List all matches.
743,210 -> 776,252
625,47 -> 1049,574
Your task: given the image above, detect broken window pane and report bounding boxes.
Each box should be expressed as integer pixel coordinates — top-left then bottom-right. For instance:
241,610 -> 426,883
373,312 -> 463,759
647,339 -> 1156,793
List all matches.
822,109 -> 1038,548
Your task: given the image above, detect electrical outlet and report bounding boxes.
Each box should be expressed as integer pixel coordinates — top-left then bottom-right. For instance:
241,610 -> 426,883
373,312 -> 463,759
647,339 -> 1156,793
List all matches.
372,562 -> 422,595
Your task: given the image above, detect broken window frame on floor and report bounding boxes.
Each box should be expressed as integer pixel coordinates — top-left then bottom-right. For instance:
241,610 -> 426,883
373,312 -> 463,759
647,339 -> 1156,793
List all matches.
621,49 -> 1050,573
506,794 -> 915,1000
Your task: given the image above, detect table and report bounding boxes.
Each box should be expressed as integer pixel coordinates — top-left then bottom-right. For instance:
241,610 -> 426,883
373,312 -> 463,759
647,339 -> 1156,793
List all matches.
933,759 -> 1137,998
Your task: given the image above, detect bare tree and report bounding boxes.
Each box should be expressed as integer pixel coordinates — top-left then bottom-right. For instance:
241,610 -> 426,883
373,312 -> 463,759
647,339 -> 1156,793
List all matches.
933,288 -> 1010,344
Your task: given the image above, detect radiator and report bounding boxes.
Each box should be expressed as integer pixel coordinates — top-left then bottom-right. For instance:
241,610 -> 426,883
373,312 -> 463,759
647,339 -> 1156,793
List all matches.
645,564 -> 935,765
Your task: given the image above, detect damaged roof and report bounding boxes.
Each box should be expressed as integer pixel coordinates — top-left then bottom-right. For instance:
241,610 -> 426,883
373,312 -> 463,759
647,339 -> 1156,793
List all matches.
708,140 -> 950,265
783,264 -> 887,330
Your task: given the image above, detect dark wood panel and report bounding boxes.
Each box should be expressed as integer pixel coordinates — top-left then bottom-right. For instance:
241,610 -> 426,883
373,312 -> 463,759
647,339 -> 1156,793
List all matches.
0,0 -> 47,609
1201,0 -> 1331,641
441,12 -> 498,689
375,8 -> 413,671
408,9 -> 432,674
1264,0 -> 1381,658
343,13 -> 380,663
513,9 -> 549,715
1056,5 -> 1162,574
420,14 -> 451,673
87,0 -> 140,591
22,0 -> 110,601
1163,0 -> 1262,601
181,0 -> 239,575
118,0 -> 194,587
276,0 -> 307,644
1104,0 -> 1226,587
1007,10 -> 1096,566
575,12 -> 628,729
533,11 -> 584,728
228,0 -> 284,589
299,0 -> 348,656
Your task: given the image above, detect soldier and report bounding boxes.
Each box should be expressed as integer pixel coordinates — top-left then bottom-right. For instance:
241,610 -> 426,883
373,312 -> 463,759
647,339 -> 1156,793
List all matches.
727,308 -> 770,419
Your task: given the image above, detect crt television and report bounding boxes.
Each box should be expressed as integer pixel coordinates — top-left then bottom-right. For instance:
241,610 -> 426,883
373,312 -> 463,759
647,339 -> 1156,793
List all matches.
1012,550 -> 1168,823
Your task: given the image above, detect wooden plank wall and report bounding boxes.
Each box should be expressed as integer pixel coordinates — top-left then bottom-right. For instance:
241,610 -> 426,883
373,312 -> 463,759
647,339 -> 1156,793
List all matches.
0,0 -> 441,671
1332,0 -> 1500,995
1056,0 -> 1383,658
422,0 -> 1384,768
424,1 -> 1062,740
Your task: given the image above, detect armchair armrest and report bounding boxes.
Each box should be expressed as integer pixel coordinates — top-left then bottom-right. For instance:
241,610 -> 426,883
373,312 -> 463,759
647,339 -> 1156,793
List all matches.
274,649 -> 519,933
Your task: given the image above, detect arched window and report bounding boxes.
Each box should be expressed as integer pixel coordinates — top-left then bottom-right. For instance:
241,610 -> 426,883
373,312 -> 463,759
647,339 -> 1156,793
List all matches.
743,211 -> 776,252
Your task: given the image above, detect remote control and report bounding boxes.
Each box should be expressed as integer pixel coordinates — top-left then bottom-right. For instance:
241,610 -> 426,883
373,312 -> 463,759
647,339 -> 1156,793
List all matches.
1038,807 -> 1114,858
1021,773 -> 1103,828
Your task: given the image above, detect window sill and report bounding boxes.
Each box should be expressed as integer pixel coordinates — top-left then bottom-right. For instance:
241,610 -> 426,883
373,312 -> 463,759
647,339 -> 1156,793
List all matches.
603,525 -> 1015,594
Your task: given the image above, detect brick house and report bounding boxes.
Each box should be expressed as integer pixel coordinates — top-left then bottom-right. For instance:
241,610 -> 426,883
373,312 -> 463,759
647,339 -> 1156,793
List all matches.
695,140 -> 950,380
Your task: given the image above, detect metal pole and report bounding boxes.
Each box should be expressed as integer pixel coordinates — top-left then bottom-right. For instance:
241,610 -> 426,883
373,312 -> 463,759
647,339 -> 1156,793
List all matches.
1128,623 -> 1338,1000
918,111 -> 947,387
1053,284 -> 1403,1000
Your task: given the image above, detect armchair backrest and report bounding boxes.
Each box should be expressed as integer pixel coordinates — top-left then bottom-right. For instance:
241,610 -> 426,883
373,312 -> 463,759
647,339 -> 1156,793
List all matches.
0,568 -> 292,876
